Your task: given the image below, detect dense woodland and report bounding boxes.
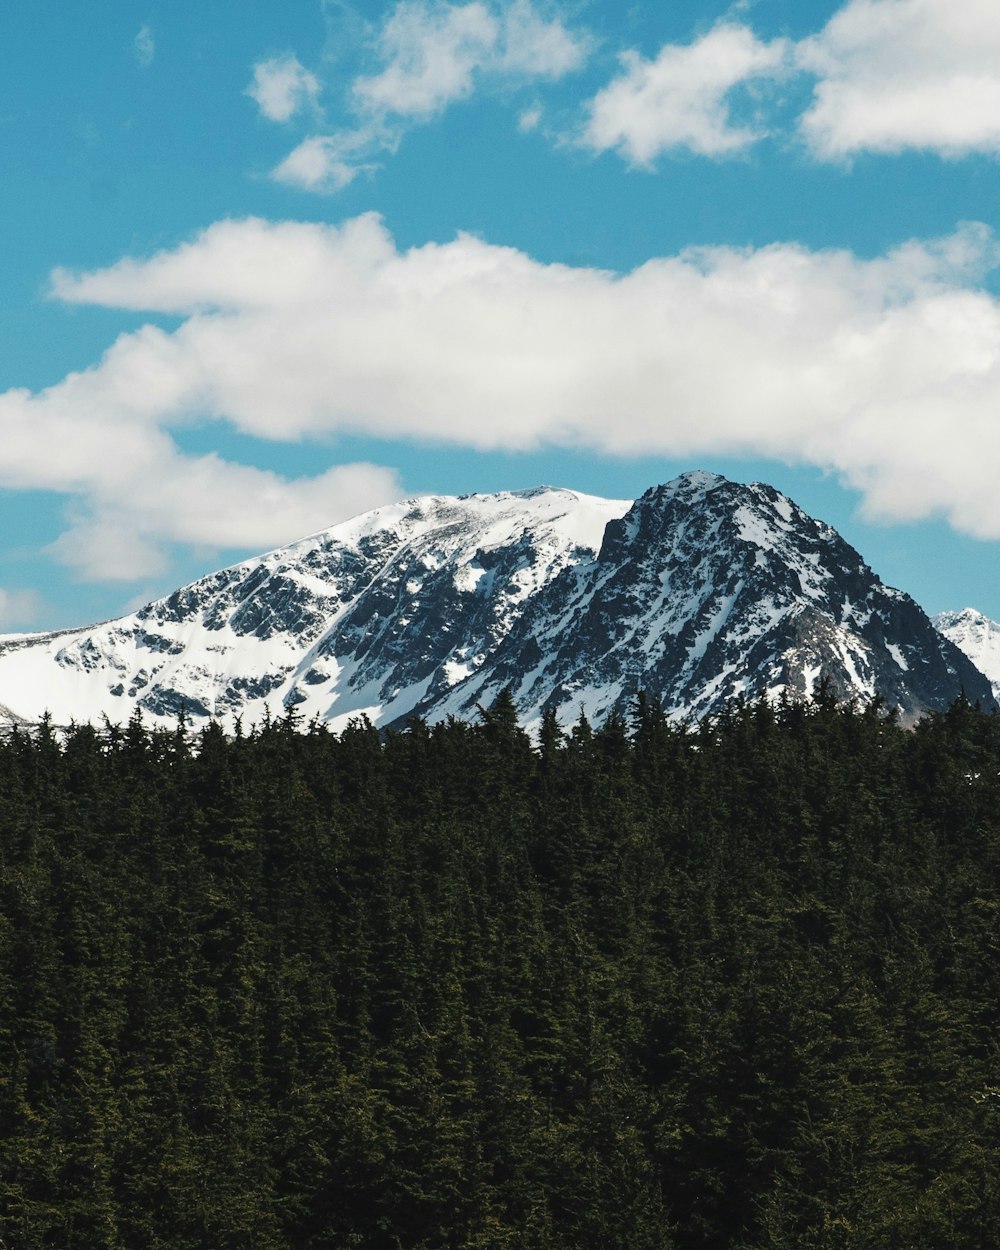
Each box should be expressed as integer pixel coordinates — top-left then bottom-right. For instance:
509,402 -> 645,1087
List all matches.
2,689 -> 1000,1248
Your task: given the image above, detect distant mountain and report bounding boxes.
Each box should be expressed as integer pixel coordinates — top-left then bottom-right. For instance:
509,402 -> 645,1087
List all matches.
934,608 -> 1000,702
0,472 -> 993,730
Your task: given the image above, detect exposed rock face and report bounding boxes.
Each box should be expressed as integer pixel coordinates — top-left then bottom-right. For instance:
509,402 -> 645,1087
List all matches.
935,608 -> 1000,702
416,473 -> 995,727
0,473 -> 992,730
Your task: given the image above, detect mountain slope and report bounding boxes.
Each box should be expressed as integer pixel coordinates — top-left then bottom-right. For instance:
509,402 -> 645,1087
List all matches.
934,608 -> 1000,701
408,472 -> 995,726
0,473 -> 991,729
0,488 -> 628,730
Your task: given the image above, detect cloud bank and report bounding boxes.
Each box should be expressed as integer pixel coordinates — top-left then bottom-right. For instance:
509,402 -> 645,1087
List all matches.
1,226 -> 404,581
17,213 -> 1000,582
582,24 -> 789,162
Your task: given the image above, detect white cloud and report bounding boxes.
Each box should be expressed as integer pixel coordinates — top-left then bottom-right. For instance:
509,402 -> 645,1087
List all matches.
271,135 -> 366,191
496,0 -> 590,78
518,103 -> 542,132
44,457 -> 401,582
133,23 -> 155,68
246,54 -> 321,123
42,214 -> 1000,542
576,1 -> 1000,166
0,249 -> 403,582
251,1 -> 1000,182
264,0 -> 590,192
583,23 -> 790,163
354,1 -> 499,119
0,588 -> 45,630
798,0 -> 1000,158
353,0 -> 587,118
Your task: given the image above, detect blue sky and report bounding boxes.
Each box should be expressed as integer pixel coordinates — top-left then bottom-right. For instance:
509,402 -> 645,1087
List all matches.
2,0 -> 1000,629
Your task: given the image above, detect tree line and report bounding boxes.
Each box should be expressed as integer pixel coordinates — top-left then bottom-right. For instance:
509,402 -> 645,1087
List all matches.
2,689 -> 1000,1248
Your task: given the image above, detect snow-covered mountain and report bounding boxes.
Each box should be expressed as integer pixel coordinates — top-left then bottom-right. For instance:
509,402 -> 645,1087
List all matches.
934,608 -> 1000,701
0,487 -> 628,731
0,472 -> 992,731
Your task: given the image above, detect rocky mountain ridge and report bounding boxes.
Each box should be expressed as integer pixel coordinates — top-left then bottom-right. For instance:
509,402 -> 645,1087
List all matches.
935,608 -> 1000,701
0,472 -> 993,730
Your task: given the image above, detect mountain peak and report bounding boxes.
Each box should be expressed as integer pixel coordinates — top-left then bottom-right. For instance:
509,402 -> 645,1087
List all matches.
934,607 -> 1000,700
936,606 -> 991,630
639,469 -> 727,503
0,476 -> 993,730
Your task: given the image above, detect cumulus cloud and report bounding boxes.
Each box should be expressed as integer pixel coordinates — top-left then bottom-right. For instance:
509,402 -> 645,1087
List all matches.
353,0 -> 588,118
582,23 -> 790,163
353,0 -> 499,119
271,135 -> 367,192
261,0 -> 590,192
133,24 -> 155,68
0,378 -> 400,581
42,213 -> 1000,542
246,54 -> 321,122
0,256 -> 403,582
43,457 -> 402,582
250,2 -> 1000,176
496,0 -> 588,77
578,2 -> 1000,166
799,0 -> 1000,158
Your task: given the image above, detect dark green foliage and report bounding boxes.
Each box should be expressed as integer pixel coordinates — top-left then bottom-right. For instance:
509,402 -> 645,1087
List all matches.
2,693 -> 1000,1247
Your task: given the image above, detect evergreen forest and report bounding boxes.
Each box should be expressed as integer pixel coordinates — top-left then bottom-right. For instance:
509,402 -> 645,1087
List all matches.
3,689 -> 1000,1248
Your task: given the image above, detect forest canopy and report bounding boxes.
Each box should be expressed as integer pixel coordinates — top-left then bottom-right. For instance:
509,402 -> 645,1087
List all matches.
2,691 -> 1000,1248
